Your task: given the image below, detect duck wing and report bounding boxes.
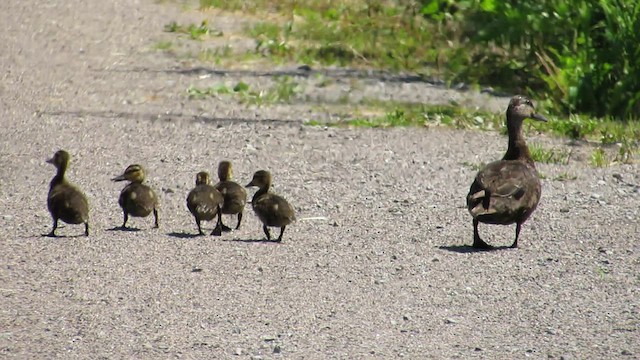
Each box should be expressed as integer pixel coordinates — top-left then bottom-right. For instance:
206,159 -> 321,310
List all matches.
467,160 -> 541,224
253,193 -> 296,227
187,184 -> 222,220
48,183 -> 89,224
214,181 -> 247,213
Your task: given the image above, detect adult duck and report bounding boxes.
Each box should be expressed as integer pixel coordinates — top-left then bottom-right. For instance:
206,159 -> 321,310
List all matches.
467,95 -> 547,249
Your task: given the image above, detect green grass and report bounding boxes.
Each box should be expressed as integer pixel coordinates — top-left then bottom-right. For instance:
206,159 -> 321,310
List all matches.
193,0 -> 640,120
152,40 -> 174,50
590,148 -> 609,167
553,172 -> 578,181
164,20 -> 223,40
157,0 -> 639,160
529,144 -> 571,165
187,76 -> 304,105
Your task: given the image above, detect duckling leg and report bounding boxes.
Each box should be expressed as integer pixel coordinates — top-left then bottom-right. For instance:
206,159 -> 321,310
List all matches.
211,209 -> 223,236
195,218 -> 204,235
472,219 -> 493,249
47,218 -> 59,237
235,212 -> 243,230
276,226 -> 286,242
84,221 -> 89,236
510,223 -> 522,248
153,208 -> 159,228
220,218 -> 233,232
262,225 -> 271,241
120,212 -> 129,229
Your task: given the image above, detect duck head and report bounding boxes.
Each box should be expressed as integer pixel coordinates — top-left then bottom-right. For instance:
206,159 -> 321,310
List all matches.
507,95 -> 547,123
195,171 -> 211,186
218,161 -> 233,181
112,164 -> 146,183
46,150 -> 71,169
246,170 -> 272,188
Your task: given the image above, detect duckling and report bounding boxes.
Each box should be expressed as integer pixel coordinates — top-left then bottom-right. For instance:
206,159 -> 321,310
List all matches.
213,161 -> 247,231
187,171 -> 224,236
246,170 -> 295,242
112,164 -> 159,229
46,150 -> 90,237
467,95 -> 547,249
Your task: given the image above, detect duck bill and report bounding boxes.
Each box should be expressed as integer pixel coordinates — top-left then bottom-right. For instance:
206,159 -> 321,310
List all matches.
112,174 -> 127,182
531,113 -> 548,122
46,157 -> 54,164
245,180 -> 255,188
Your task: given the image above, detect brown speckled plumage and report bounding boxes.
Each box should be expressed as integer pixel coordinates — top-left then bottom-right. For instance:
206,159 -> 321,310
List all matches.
246,170 -> 295,242
467,95 -> 547,249
46,150 -> 90,237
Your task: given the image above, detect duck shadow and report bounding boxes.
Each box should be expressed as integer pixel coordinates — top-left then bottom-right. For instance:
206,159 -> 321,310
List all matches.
438,245 -> 514,253
40,233 -> 88,239
106,226 -> 142,232
224,238 -> 282,244
166,231 -> 203,239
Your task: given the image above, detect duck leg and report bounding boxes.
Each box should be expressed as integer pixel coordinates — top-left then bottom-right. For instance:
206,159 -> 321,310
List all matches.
219,217 -> 233,232
84,221 -> 89,236
472,219 -> 493,249
153,208 -> 159,228
511,223 -> 522,248
263,225 -> 271,241
235,212 -> 243,230
195,218 -> 204,235
276,226 -> 286,242
47,218 -> 59,237
211,208 -> 223,236
120,212 -> 129,229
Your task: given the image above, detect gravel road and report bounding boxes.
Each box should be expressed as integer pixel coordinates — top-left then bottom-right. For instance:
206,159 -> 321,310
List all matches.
1,1 -> 639,359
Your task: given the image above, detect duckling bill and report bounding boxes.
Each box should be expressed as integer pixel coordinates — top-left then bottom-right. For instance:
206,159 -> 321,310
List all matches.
46,150 -> 90,237
213,161 -> 247,231
467,95 -> 546,249
112,164 -> 159,229
246,170 -> 295,242
187,171 -> 224,236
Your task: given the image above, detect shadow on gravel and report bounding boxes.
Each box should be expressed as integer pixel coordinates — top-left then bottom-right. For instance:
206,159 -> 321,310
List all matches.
42,110 -> 299,126
167,232 -> 202,239
107,66 -> 432,84
40,233 -> 88,238
438,245 -> 514,253
225,238 -> 282,244
106,226 -> 141,232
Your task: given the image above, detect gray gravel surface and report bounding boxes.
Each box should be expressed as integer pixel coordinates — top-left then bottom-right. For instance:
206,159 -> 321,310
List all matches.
1,1 -> 639,359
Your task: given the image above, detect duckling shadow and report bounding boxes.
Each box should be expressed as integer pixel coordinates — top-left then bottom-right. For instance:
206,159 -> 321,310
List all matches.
166,231 -> 202,239
224,238 -> 282,244
438,245 -> 513,253
106,226 -> 141,232
40,233 -> 88,239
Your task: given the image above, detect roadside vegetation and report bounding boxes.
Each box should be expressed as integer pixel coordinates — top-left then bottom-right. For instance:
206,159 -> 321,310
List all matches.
160,0 -> 639,165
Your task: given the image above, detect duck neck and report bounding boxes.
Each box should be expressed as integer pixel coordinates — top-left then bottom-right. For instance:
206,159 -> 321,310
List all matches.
503,117 -> 534,165
51,163 -> 68,186
252,184 -> 270,202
